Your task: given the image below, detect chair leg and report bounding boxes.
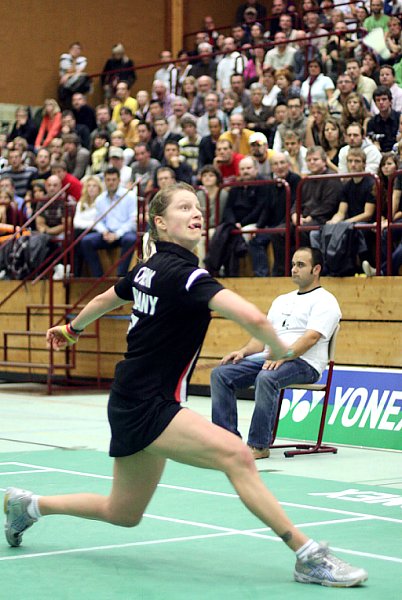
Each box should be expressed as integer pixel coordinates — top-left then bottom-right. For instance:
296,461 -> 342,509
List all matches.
270,364 -> 337,457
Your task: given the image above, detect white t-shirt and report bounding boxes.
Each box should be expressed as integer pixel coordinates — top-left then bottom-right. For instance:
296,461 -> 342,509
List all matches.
300,73 -> 335,105
266,287 -> 341,374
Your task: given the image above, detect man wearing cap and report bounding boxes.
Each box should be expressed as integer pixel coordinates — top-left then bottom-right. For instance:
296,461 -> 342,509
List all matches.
108,147 -> 132,188
249,132 -> 276,179
219,113 -> 254,155
80,167 -> 137,278
235,1 -> 267,24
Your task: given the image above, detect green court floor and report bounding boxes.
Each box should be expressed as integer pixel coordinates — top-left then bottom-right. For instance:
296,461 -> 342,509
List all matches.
1,449 -> 401,600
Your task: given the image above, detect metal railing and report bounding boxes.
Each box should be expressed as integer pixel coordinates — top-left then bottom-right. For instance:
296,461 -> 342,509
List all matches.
294,171 -> 382,274
386,169 -> 402,275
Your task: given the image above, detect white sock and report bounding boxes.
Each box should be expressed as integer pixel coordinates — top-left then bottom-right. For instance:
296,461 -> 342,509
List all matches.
296,539 -> 320,562
27,495 -> 42,520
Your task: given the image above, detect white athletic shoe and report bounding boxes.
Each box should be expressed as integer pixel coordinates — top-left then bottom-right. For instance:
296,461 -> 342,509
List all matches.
294,543 -> 368,587
4,487 -> 37,547
362,260 -> 376,277
53,264 -> 65,280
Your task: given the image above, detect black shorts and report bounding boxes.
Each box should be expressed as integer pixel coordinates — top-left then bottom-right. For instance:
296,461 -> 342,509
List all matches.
107,386 -> 183,457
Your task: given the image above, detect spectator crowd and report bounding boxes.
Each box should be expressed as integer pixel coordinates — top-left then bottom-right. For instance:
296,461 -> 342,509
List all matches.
1,0 -> 402,279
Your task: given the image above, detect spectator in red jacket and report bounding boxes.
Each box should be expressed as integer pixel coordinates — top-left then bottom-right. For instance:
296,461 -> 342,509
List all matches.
51,160 -> 82,201
213,139 -> 245,184
35,99 -> 62,151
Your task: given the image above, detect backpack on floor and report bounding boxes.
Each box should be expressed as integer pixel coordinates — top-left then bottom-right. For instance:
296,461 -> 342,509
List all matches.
6,233 -> 50,280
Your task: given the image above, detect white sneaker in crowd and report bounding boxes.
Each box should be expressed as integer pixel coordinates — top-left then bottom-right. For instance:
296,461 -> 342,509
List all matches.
53,264 -> 65,280
362,261 -> 376,277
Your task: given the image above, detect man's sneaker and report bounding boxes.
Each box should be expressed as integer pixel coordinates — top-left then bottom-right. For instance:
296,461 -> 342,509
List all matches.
248,446 -> 270,460
53,264 -> 65,280
294,543 -> 368,587
362,260 -> 376,277
4,487 -> 37,547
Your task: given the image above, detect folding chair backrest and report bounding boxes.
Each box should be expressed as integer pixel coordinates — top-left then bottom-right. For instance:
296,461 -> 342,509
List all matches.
328,324 -> 340,363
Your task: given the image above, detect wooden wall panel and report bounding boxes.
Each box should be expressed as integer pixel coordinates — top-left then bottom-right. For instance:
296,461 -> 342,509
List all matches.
0,0 -> 166,106
0,277 -> 401,383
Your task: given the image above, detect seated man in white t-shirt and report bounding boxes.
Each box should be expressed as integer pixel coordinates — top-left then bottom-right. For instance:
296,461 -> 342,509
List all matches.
211,247 -> 341,459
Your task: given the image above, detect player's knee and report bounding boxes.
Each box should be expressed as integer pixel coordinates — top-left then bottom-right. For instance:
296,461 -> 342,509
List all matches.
110,512 -> 143,528
224,440 -> 255,475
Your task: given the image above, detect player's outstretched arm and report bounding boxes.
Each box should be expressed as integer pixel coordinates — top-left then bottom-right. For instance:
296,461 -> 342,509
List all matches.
209,289 -> 288,360
46,286 -> 129,351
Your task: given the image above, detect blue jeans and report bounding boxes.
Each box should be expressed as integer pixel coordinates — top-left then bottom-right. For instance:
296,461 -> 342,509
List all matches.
80,231 -> 137,277
211,356 -> 319,448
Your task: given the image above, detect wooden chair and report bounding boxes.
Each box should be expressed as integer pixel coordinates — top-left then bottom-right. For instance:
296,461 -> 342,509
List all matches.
270,324 -> 340,458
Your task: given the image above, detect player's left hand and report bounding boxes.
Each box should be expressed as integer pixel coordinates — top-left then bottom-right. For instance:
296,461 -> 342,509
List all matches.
46,325 -> 80,351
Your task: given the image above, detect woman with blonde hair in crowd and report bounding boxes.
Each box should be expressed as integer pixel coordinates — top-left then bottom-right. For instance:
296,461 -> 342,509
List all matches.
73,176 -> 103,276
304,101 -> 329,147
181,76 -> 198,114
321,117 -> 345,172
221,91 -> 243,130
10,136 -> 36,167
34,99 -> 62,151
341,92 -> 370,135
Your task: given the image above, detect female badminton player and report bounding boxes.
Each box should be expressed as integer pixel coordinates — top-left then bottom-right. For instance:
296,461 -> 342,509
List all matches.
5,184 -> 367,587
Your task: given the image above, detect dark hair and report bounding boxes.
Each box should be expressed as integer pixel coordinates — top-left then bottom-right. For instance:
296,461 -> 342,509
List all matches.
373,85 -> 392,101
51,160 -> 67,171
164,140 -> 180,150
199,164 -> 223,184
286,93 -> 303,105
120,107 -> 133,116
96,104 -> 110,113
378,152 -> 399,213
62,110 -> 75,118
307,58 -> 323,71
346,121 -> 364,135
104,167 -> 120,177
321,117 -> 344,152
62,133 -> 80,145
137,121 -> 152,132
297,246 -> 324,271
380,64 -> 395,76
134,142 -> 150,152
156,166 -> 176,178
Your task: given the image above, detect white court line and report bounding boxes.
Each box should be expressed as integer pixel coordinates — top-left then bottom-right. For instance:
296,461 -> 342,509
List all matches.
0,531 -> 238,562
294,516 -> 373,528
5,461 -> 402,525
0,513 -> 401,565
0,470 -> 52,476
0,460 -> 401,564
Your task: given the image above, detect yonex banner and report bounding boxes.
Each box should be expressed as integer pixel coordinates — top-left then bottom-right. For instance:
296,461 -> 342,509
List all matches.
278,367 -> 402,451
